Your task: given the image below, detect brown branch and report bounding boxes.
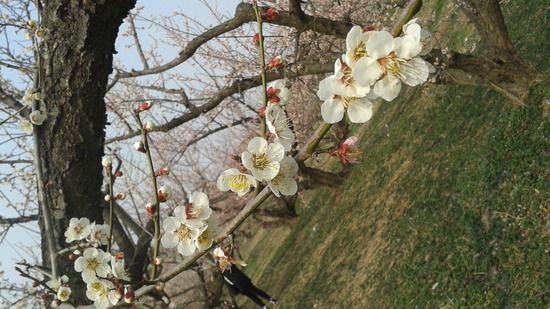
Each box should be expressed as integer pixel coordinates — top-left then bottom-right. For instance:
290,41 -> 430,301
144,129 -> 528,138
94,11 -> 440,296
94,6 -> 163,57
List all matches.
0,86 -> 29,118
105,57 -> 335,144
453,0 -> 516,60
0,214 -> 38,225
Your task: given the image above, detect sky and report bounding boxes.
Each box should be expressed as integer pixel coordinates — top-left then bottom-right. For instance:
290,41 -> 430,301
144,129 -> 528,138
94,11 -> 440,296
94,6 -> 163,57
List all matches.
0,0 -> 243,301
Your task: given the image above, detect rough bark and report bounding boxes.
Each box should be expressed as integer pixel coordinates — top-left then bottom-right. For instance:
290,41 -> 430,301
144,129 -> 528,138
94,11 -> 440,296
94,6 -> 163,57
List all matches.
35,0 -> 135,304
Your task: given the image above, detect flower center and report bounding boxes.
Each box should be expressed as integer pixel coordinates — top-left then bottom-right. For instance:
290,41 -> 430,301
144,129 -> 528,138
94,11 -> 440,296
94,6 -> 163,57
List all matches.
334,95 -> 357,109
340,62 -> 355,86
229,175 -> 252,191
353,41 -> 368,61
253,154 -> 268,170
176,224 -> 191,241
87,258 -> 99,271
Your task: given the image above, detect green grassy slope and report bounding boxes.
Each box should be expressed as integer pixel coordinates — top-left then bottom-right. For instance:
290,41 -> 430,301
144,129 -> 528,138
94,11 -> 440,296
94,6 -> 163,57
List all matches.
236,0 -> 549,308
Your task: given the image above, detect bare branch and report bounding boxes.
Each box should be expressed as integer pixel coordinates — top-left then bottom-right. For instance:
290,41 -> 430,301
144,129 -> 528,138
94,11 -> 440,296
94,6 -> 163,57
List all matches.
0,214 -> 38,225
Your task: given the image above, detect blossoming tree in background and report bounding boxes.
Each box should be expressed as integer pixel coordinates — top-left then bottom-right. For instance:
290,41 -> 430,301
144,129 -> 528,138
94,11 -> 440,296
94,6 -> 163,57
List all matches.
0,0 -> 542,307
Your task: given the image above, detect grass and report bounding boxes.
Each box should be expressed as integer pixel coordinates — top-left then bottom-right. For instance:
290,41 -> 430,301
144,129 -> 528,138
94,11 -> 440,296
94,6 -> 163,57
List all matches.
233,0 -> 549,308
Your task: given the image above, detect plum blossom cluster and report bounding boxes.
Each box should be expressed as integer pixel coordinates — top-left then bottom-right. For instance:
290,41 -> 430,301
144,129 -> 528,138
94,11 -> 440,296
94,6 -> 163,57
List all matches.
160,191 -> 217,256
318,19 -> 434,124
217,79 -> 298,197
58,218 -> 132,308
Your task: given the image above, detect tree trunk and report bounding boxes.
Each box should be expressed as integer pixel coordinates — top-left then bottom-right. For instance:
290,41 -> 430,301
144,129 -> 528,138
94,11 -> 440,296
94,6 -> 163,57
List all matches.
36,0 -> 135,304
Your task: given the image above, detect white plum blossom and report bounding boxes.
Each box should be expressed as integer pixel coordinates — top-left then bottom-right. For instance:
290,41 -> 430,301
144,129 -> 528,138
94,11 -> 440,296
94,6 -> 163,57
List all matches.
89,223 -> 110,246
217,168 -> 257,196
57,285 -> 71,302
19,119 -> 33,134
344,26 -> 377,68
353,30 -> 431,101
318,58 -> 371,98
267,156 -> 299,197
46,275 -> 69,291
86,279 -> 118,309
267,79 -> 291,106
74,248 -> 112,283
242,137 -> 285,181
318,92 -> 374,124
161,214 -> 200,256
29,110 -> 46,125
181,191 -> 212,227
195,221 -> 217,251
111,256 -> 130,281
266,105 -> 295,151
64,217 -> 92,243
403,19 -> 433,56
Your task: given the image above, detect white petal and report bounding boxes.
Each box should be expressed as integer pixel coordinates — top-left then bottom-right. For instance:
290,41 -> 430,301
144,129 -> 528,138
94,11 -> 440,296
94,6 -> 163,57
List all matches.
161,232 -> 178,249
266,142 -> 285,163
400,57 -> 430,86
393,36 -> 422,59
353,57 -> 382,87
190,191 -> 209,208
321,98 -> 345,124
177,239 -> 196,256
374,76 -> 402,101
347,99 -> 373,123
317,77 -> 333,101
366,31 -> 394,59
278,178 -> 298,196
247,137 -> 267,155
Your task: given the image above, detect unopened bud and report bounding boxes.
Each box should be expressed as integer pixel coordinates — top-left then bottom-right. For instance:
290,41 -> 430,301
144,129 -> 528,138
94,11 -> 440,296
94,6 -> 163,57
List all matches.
115,286 -> 125,299
262,7 -> 279,20
115,252 -> 125,260
32,281 -> 39,288
154,281 -> 165,291
133,141 -> 145,153
157,166 -> 170,176
362,25 -> 374,32
153,256 -> 162,266
143,121 -> 155,132
139,101 -> 154,112
114,171 -> 123,177
228,155 -> 242,164
102,157 -> 112,167
116,193 -> 126,200
146,203 -> 156,217
51,299 -> 61,308
124,288 -> 135,303
27,20 -> 36,27
68,253 -> 78,261
259,106 -> 267,118
253,33 -> 260,46
104,194 -> 112,202
40,294 -> 49,302
267,55 -> 283,70
157,186 -> 172,203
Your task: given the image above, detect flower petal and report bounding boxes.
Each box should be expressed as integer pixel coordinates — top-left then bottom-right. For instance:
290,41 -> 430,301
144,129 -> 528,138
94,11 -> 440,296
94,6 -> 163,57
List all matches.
321,97 -> 345,124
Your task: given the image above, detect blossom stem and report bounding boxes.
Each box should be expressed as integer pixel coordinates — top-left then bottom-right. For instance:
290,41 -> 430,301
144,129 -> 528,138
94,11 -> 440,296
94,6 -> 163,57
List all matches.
252,1 -> 268,138
296,122 -> 333,163
134,113 -> 162,279
106,166 -> 114,253
0,104 -> 28,127
391,0 -> 423,37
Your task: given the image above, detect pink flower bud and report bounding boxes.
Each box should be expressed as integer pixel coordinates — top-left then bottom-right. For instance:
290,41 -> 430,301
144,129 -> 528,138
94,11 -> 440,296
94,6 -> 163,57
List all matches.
267,55 -> 283,70
157,166 -> 170,176
262,8 -> 279,20
104,194 -> 112,202
115,286 -> 125,299
116,193 -> 126,200
115,252 -> 125,260
124,288 -> 135,303
143,121 -> 155,132
146,203 -> 156,218
32,281 -> 39,287
154,281 -> 165,291
133,141 -> 145,153
267,87 -> 281,103
40,294 -> 49,302
153,256 -> 162,265
68,253 -> 78,261
51,299 -> 61,307
139,101 -> 153,112
259,106 -> 267,118
253,33 -> 260,46
114,171 -> 123,177
157,186 -> 172,203
362,25 -> 374,32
